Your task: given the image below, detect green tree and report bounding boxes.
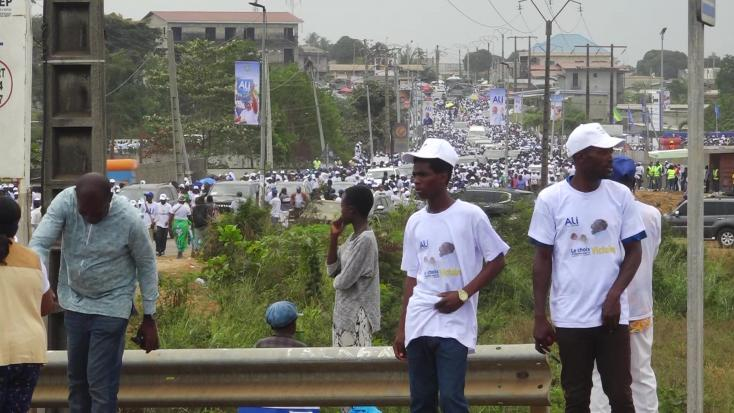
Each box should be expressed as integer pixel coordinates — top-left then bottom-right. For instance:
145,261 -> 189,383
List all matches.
716,55 -> 734,95
668,79 -> 687,104
269,65 -> 347,165
304,32 -> 332,52
463,49 -> 498,76
329,36 -> 365,64
636,50 -> 688,79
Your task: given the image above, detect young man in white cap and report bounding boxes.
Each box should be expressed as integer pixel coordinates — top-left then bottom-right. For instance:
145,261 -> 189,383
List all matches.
590,156 -> 661,413
153,194 -> 172,256
393,138 -> 509,413
528,123 -> 646,413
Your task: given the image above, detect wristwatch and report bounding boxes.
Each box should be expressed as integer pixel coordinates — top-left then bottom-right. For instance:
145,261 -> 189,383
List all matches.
457,289 -> 469,302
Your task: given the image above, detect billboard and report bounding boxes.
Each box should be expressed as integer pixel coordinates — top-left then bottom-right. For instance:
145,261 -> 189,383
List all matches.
234,61 -> 261,126
488,88 -> 507,126
550,94 -> 564,121
0,0 -> 32,179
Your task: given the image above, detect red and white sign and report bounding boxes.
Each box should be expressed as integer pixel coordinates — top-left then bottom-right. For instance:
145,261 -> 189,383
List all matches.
0,0 -> 31,179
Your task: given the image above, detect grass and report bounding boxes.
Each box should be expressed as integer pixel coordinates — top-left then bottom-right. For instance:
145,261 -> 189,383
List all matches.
131,202 -> 734,412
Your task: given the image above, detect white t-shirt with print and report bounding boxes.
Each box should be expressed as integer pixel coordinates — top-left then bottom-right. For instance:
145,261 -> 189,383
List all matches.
171,203 -> 191,220
527,179 -> 646,328
401,200 -> 510,351
628,200 -> 661,321
154,202 -> 172,228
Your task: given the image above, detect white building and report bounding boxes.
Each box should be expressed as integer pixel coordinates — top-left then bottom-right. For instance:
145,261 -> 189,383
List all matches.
143,11 -> 303,64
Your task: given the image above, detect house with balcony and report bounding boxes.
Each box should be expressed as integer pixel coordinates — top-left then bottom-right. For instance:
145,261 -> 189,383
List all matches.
143,11 -> 303,64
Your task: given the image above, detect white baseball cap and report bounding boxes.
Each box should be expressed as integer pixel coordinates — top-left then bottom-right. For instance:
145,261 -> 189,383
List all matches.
565,123 -> 624,157
159,193 -> 168,201
401,138 -> 459,167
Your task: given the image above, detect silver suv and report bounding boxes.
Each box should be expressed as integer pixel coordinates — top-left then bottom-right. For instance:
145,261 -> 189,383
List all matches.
664,197 -> 734,247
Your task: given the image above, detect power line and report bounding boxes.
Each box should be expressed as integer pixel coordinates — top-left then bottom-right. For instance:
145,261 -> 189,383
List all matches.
580,12 -> 595,42
444,0 -> 508,29
106,54 -> 153,97
484,0 -> 536,34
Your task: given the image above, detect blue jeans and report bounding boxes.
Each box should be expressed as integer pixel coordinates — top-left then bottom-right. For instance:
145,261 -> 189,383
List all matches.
64,311 -> 129,413
407,336 -> 469,413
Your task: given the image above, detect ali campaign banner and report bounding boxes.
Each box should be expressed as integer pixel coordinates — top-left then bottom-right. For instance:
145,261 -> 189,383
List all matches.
234,61 -> 261,126
488,88 -> 507,126
0,0 -> 32,179
550,94 -> 564,121
513,95 -> 523,114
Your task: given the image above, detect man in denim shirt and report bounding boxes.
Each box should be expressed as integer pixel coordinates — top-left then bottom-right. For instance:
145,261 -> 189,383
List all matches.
30,173 -> 159,413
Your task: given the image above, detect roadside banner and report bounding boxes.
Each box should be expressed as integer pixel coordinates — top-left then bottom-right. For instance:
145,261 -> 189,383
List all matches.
488,88 -> 507,126
513,95 -> 523,114
234,61 -> 261,126
550,94 -> 564,121
0,0 -> 31,179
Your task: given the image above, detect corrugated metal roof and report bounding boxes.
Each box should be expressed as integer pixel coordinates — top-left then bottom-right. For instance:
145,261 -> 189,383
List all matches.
531,34 -> 607,54
144,11 -> 303,24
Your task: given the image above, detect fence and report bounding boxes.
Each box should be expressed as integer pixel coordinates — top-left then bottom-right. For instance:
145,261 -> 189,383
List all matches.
32,345 -> 551,411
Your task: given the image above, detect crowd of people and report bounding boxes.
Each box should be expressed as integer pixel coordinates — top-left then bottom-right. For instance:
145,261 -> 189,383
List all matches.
0,91 -> 723,413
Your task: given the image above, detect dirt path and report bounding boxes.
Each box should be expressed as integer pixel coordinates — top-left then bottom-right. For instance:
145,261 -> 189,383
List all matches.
157,255 -> 203,277
636,190 -> 684,214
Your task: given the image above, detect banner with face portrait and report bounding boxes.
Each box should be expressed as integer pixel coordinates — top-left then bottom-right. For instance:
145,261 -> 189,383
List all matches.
513,95 -> 523,114
234,61 -> 261,126
550,94 -> 564,121
488,88 -> 507,126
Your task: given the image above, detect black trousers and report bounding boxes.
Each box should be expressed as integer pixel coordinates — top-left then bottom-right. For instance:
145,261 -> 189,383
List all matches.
556,325 -> 634,413
154,226 -> 168,254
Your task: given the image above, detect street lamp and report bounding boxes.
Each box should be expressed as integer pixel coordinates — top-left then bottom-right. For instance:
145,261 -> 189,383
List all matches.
249,1 -> 269,178
659,27 -> 667,132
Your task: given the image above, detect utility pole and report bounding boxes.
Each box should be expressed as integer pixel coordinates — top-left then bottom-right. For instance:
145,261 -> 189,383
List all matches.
250,1 -> 267,183
466,49 -> 471,82
528,36 -> 535,90
459,49 -> 462,77
395,62 -> 401,123
513,37 -> 518,92
311,71 -> 326,159
574,43 -> 591,119
586,43 -> 590,119
435,44 -> 440,77
265,53 -> 273,168
522,0 -> 580,187
487,42 -> 492,82
167,28 -> 189,182
501,33 -> 505,86
510,35 -> 538,92
687,0 -> 708,411
366,84 -> 374,162
385,58 -> 392,157
575,43 -> 626,123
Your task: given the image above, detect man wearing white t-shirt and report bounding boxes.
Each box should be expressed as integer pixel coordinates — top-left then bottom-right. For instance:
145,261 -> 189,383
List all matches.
528,123 -> 645,413
590,156 -> 661,413
269,188 -> 282,226
393,138 -> 509,413
153,194 -> 172,256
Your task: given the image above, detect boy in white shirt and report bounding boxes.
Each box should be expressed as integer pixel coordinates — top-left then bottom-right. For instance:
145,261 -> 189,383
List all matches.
393,138 -> 509,413
528,124 -> 645,413
590,156 -> 661,413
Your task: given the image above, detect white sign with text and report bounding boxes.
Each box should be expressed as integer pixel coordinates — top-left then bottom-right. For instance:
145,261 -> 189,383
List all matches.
0,0 -> 31,179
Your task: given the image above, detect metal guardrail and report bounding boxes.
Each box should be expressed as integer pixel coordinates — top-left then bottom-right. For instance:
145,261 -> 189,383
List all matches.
32,345 -> 551,411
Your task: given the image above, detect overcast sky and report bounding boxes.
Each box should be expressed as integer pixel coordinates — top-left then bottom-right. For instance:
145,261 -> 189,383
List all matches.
34,0 -> 733,66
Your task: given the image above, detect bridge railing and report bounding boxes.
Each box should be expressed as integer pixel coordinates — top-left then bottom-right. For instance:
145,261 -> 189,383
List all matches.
32,344 -> 551,412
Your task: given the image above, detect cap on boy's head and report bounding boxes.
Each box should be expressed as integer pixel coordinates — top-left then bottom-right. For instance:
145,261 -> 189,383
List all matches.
265,301 -> 299,329
611,156 -> 637,182
401,138 -> 459,167
159,193 -> 168,201
565,123 -> 624,158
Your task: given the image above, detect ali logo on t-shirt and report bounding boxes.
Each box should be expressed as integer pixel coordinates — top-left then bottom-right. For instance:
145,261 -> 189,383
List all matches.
568,218 -> 615,257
